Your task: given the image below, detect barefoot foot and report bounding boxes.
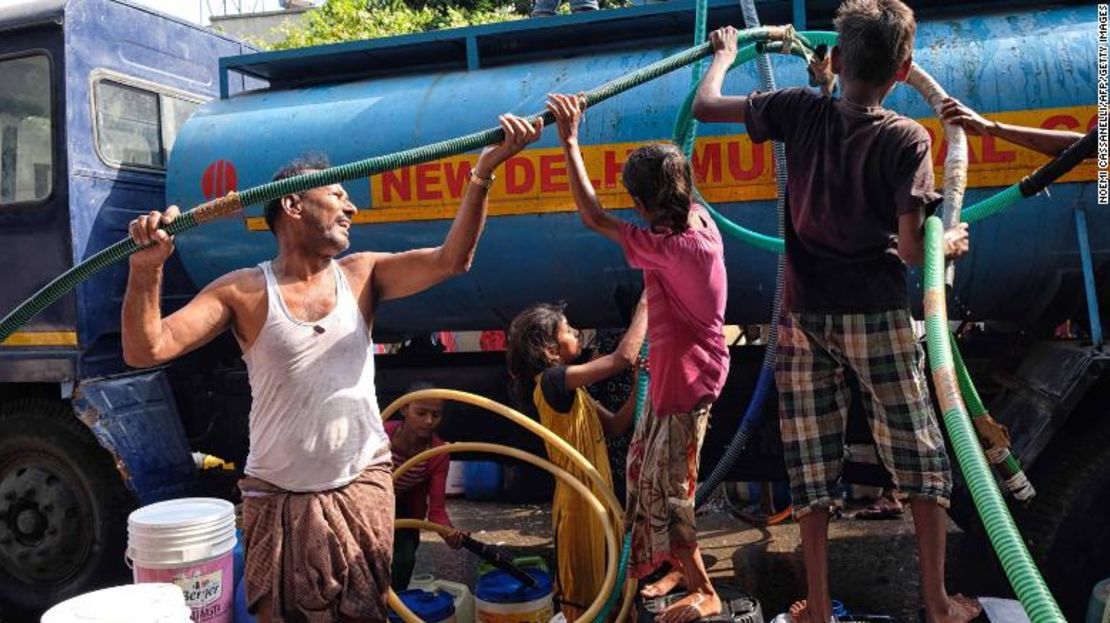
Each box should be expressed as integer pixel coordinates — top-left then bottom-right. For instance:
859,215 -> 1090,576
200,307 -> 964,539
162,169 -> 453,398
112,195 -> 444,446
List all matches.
925,594 -> 982,623
640,569 -> 686,599
787,599 -> 834,623
655,589 -> 722,623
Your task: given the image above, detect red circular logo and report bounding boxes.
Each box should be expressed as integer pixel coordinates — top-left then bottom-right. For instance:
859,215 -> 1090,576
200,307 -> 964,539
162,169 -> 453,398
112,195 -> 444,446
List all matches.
201,160 -> 238,200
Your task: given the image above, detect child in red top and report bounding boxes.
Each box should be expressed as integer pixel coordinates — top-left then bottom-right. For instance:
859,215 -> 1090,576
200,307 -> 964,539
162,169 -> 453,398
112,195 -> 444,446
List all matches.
386,383 -> 466,590
548,93 -> 730,623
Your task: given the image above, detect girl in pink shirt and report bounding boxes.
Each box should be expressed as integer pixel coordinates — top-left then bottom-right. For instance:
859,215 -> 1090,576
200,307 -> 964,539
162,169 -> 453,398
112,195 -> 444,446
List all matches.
547,94 -> 730,623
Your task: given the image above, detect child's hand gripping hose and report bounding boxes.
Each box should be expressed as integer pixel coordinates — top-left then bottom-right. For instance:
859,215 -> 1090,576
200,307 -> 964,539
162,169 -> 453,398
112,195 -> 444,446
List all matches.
0,26 -> 806,345
392,518 -> 539,588
906,64 -> 968,287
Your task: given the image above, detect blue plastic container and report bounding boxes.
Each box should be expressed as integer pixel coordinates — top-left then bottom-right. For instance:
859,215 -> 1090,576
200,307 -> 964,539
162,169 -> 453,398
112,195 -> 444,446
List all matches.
233,529 -> 245,590
233,579 -> 255,623
463,461 -> 502,501
231,528 -> 253,623
475,569 -> 553,604
389,589 -> 457,623
475,558 -> 554,622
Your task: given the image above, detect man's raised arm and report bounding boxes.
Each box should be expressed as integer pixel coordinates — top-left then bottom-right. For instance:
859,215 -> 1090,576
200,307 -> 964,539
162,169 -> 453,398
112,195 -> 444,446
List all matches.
122,206 -> 236,367
369,114 -> 543,302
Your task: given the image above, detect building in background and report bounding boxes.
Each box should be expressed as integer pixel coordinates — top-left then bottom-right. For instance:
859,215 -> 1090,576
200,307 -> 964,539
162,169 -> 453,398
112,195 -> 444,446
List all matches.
209,0 -> 320,45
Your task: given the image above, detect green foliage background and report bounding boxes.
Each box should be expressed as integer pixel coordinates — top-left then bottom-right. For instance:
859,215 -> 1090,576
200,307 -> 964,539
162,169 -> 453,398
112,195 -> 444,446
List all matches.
264,0 -> 628,50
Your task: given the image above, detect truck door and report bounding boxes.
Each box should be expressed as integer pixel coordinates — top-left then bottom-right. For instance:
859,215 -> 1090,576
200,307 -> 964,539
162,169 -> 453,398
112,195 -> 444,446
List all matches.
0,24 -> 75,379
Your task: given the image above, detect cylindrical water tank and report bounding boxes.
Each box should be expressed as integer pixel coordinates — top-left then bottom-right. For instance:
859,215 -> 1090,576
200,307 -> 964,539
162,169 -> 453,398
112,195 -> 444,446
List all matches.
166,5 -> 1103,335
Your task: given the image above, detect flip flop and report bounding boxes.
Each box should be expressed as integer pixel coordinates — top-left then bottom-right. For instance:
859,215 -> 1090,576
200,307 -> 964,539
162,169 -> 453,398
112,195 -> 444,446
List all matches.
915,596 -> 989,623
853,501 -> 904,521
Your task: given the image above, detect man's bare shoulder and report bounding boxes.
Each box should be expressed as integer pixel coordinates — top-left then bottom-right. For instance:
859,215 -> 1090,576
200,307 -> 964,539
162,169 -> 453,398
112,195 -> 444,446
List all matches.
206,264 -> 264,288
338,251 -> 387,283
202,267 -> 266,299
338,251 -> 387,268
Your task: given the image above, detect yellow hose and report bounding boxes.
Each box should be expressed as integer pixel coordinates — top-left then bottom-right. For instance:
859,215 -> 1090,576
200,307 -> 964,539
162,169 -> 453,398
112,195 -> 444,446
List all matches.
388,441 -> 619,623
383,389 -> 634,620
394,518 -> 455,536
381,390 -> 623,518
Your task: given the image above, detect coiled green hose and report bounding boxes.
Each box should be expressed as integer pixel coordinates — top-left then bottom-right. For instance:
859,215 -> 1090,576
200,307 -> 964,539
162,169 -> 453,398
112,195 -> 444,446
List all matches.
923,216 -> 1064,622
673,32 -> 837,255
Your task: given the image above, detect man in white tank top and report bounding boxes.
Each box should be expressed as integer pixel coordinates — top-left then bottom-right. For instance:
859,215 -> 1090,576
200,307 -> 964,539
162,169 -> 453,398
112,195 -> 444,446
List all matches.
120,115 -> 542,622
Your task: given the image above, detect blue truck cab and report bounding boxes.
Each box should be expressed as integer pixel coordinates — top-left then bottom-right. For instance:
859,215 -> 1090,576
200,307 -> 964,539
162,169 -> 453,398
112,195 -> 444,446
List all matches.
0,0 -> 252,615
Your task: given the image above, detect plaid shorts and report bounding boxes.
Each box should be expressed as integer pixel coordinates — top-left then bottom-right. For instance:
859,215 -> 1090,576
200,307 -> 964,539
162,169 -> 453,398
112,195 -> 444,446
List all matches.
775,310 -> 951,518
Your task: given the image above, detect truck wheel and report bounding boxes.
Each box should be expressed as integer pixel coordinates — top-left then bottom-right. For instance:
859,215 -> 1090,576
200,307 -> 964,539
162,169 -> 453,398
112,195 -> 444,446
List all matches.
1018,410 -> 1110,619
0,400 -> 133,619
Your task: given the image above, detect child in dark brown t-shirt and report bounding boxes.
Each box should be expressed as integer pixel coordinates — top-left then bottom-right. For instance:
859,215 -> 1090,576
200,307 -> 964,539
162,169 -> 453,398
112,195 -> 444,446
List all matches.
694,1 -> 976,622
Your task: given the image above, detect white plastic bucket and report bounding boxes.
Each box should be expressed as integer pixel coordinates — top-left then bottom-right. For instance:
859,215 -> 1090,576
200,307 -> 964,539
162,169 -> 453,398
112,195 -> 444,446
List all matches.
127,498 -> 237,623
41,583 -> 193,623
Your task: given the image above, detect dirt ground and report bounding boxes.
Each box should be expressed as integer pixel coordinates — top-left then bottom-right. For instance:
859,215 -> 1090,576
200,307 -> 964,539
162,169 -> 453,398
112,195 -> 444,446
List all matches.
412,496 -> 991,622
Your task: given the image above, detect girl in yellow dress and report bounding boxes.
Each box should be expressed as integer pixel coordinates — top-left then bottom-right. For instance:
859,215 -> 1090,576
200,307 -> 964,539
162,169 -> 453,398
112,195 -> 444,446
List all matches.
507,296 -> 647,622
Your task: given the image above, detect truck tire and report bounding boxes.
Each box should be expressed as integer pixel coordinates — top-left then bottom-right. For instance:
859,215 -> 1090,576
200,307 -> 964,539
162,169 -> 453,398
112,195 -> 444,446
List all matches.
1017,410 -> 1110,619
0,400 -> 134,619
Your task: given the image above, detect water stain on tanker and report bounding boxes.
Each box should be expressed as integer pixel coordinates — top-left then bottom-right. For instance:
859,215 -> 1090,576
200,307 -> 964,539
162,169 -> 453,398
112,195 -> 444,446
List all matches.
413,74 -> 450,139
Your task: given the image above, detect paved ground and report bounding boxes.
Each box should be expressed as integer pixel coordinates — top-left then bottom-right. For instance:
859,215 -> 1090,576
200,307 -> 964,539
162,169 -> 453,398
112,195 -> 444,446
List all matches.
413,496 -> 984,622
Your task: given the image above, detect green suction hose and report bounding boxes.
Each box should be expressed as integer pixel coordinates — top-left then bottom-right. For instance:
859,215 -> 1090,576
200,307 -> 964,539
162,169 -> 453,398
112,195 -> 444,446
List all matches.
672,33 -> 837,255
949,331 -> 1035,500
0,200 -> 234,347
938,130 -> 1096,501
0,26 -> 808,346
961,128 -> 1095,224
961,184 -> 1024,224
670,29 -> 1062,256
923,217 -> 1064,622
233,27 -> 795,208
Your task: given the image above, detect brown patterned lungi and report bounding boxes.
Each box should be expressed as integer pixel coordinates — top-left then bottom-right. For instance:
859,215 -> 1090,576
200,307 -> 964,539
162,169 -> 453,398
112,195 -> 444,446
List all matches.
239,462 -> 394,622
